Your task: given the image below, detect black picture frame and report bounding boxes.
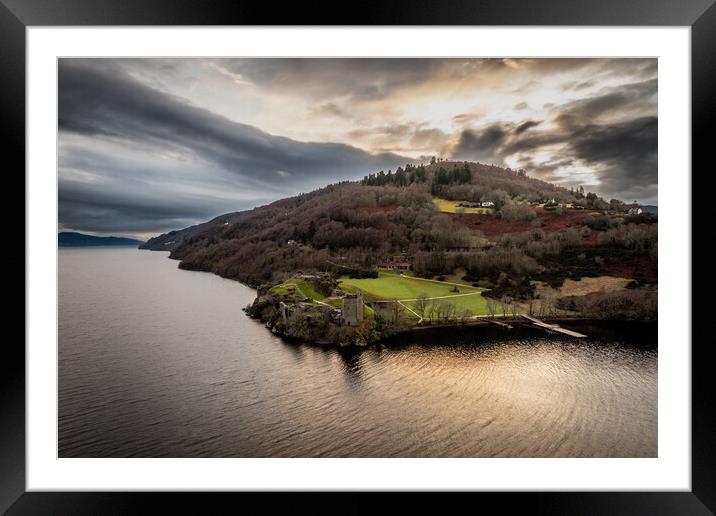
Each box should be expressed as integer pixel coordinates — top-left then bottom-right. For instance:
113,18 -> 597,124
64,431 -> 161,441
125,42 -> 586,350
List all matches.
4,1 -> 712,513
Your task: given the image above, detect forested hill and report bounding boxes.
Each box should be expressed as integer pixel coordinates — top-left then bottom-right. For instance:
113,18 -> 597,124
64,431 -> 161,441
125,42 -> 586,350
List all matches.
141,160 -> 657,297
141,160 -> 573,254
59,232 -> 144,247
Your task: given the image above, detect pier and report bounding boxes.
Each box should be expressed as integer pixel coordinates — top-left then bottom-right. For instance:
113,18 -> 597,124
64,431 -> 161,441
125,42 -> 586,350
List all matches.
487,319 -> 513,329
521,315 -> 587,338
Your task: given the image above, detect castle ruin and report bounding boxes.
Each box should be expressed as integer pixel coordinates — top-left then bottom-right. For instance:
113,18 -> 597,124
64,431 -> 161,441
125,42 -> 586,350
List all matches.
341,293 -> 364,326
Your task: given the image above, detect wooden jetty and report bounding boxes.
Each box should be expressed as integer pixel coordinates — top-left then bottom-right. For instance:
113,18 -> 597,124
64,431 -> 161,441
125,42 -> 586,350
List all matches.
521,315 -> 587,338
487,319 -> 513,329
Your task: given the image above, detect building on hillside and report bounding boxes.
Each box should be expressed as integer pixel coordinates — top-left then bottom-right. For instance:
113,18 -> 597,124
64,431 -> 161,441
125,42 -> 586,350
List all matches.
627,202 -> 643,215
544,198 -> 559,210
377,257 -> 411,272
341,293 -> 364,326
481,201 -> 495,208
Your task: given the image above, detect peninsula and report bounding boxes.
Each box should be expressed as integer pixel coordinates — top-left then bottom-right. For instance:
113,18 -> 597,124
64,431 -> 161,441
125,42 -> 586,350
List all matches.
142,160 -> 657,346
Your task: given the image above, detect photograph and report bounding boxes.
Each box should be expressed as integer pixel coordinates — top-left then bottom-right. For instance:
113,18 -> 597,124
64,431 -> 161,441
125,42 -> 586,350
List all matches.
2,0 -> 709,507
57,57 -> 659,459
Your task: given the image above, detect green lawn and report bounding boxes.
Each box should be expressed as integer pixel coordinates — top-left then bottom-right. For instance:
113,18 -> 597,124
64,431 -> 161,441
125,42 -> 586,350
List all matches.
339,272 -> 492,317
273,273 -> 492,318
269,278 -> 326,300
339,273 -> 477,300
403,292 -> 490,318
432,197 -> 493,215
323,298 -> 342,308
343,271 -> 478,298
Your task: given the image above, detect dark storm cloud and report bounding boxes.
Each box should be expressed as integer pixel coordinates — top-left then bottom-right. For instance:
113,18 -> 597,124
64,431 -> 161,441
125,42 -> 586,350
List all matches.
514,120 -> 542,135
449,79 -> 657,200
503,114 -> 657,197
554,79 -> 658,191
451,125 -> 508,163
59,60 -> 406,183
557,78 -> 657,125
58,177 -> 244,234
454,120 -> 558,162
568,116 -> 657,197
58,60 -> 410,235
58,58 -> 658,236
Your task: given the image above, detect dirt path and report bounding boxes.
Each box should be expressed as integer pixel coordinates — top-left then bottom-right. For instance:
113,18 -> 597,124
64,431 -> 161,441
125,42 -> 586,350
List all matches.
397,300 -> 423,324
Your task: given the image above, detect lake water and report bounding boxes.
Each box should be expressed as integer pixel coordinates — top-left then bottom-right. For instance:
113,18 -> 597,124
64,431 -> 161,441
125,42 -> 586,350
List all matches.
59,247 -> 657,457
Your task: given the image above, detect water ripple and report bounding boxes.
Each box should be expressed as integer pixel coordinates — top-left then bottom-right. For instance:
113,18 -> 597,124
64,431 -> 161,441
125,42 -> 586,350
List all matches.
59,248 -> 657,458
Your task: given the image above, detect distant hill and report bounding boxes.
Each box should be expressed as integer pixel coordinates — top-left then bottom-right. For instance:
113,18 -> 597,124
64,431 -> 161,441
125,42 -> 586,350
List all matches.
59,232 -> 144,247
141,160 -> 657,292
142,161 -> 576,254
140,212 -> 242,252
641,205 -> 658,215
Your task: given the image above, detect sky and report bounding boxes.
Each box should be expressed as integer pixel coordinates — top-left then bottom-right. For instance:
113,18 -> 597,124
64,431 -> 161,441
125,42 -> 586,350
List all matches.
58,58 -> 657,239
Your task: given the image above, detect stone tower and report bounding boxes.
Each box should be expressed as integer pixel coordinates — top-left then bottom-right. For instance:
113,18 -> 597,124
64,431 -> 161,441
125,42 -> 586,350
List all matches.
341,293 -> 364,326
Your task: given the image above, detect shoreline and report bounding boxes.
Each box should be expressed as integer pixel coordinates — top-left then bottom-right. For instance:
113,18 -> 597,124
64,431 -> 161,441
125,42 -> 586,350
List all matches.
146,249 -> 657,349
260,315 -> 658,349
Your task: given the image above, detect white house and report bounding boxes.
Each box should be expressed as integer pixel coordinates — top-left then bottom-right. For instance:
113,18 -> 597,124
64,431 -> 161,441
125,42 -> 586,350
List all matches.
481,201 -> 494,208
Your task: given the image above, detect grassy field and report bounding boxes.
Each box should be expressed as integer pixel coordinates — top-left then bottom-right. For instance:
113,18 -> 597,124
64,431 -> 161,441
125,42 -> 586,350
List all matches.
272,272 -> 491,318
270,278 -> 326,300
432,197 -> 493,215
339,271 -> 490,316
271,278 -> 375,317
339,272 -> 477,300
402,293 -> 489,318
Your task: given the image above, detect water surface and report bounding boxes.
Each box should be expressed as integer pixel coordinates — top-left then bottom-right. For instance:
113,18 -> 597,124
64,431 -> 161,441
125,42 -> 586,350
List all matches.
59,247 -> 657,457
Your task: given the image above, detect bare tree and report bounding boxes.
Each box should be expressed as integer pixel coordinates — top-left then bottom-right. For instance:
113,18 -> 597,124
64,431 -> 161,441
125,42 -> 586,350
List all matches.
414,293 -> 429,319
434,300 -> 456,322
486,298 -> 497,319
427,302 -> 437,322
391,301 -> 405,325
501,296 -> 513,317
540,294 -> 555,317
444,302 -> 456,321
548,294 -> 557,316
434,301 -> 446,321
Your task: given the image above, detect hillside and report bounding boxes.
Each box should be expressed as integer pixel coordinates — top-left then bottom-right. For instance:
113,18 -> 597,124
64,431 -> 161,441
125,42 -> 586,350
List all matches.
139,211 -> 244,252
142,161 -> 573,252
142,160 -> 657,323
59,232 -> 144,247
